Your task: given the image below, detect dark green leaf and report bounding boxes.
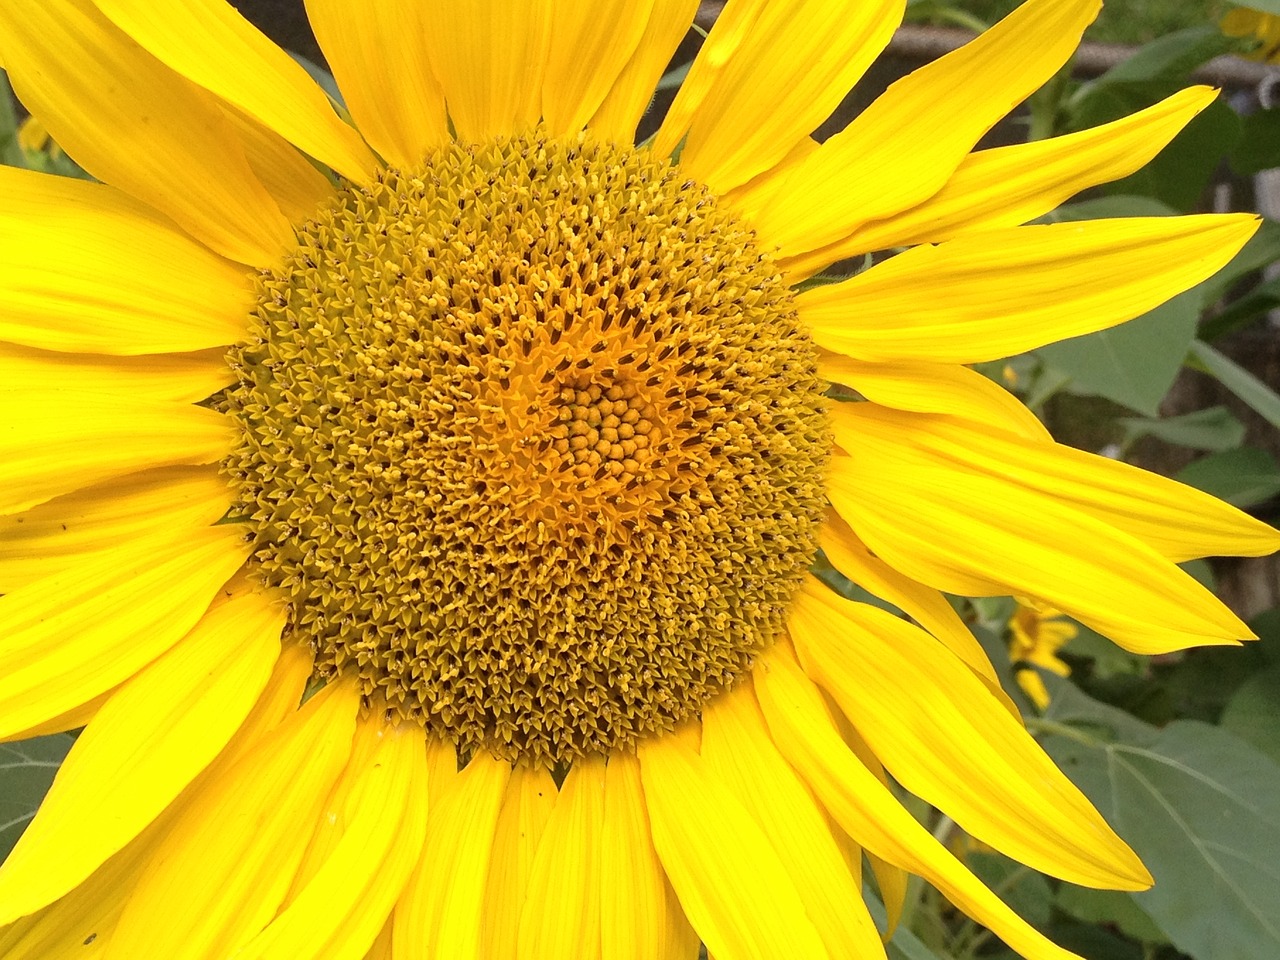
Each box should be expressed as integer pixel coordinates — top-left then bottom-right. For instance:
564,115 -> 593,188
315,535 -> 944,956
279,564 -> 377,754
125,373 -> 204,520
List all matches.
1041,684 -> 1280,960
1201,276 -> 1280,343
1176,446 -> 1280,508
1118,406 -> 1246,452
968,852 -> 1054,927
1062,623 -> 1145,679
0,733 -> 73,862
1187,339 -> 1280,430
1056,885 -> 1166,944
1035,291 -> 1200,416
1231,108 -> 1280,177
1103,100 -> 1241,212
1220,665 -> 1280,764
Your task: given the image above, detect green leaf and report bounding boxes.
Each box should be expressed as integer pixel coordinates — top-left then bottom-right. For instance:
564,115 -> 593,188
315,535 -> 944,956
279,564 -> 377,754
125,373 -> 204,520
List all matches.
1067,26 -> 1240,127
1056,885 -> 1166,944
1062,623 -> 1145,679
1187,339 -> 1280,431
1040,684 -> 1280,960
1103,99 -> 1242,212
1041,195 -> 1178,222
1201,275 -> 1280,343
1197,218 -> 1280,309
1035,290 -> 1200,416
863,886 -> 951,960
1176,446 -> 1280,508
1219,665 -> 1280,765
1118,406 -> 1246,453
0,733 -> 73,862
1234,0 -> 1280,16
968,852 -> 1054,927
1231,108 -> 1280,177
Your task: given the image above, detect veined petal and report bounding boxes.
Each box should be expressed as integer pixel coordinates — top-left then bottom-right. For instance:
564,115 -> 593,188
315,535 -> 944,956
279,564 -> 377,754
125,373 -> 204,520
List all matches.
701,688 -> 885,959
637,732 -> 832,960
0,166 -> 252,354
0,466 -> 231,593
92,0 -> 377,181
0,343 -> 231,405
753,646 -> 1087,960
222,105 -> 337,222
0,525 -> 251,741
105,681 -> 360,960
720,134 -> 818,223
422,0 -> 552,142
590,0 -> 698,144
364,920 -> 395,960
825,433 -> 1253,653
752,0 -> 1100,257
480,763 -> 558,960
673,0 -> 904,194
652,0 -> 769,158
0,0 -> 293,265
0,591 -> 284,925
841,405 -> 1280,562
234,714 -> 429,960
542,0 -> 652,138
820,352 -> 1048,441
798,215 -> 1259,364
786,86 -> 1219,273
304,0 -> 448,167
517,757 -> 606,960
0,389 -> 231,515
790,579 -> 1149,889
0,689 -> 113,744
394,751 -> 511,960
599,752 -> 698,960
817,511 -> 1008,697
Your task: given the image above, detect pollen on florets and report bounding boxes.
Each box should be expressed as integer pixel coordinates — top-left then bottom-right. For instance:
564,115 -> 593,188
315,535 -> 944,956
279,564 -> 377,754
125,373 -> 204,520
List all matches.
224,130 -> 829,765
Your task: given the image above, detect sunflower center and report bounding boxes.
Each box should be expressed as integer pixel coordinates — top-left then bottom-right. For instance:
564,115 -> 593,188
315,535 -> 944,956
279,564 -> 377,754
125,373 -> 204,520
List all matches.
225,131 -> 829,765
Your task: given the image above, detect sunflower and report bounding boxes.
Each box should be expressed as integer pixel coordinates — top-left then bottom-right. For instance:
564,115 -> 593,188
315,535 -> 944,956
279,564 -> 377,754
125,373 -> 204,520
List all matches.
0,0 -> 1274,958
1008,604 -> 1077,711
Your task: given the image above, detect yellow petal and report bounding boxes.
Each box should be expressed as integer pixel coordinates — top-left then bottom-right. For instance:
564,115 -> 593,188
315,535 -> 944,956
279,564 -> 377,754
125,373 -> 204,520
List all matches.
211,641 -> 316,772
786,86 -> 1219,273
0,591 -> 284,925
364,920 -> 395,960
394,751 -> 512,960
0,389 -> 231,515
637,731 -> 832,960
752,0 -> 1100,257
828,405 -> 1260,651
701,688 -> 885,959
0,166 -> 252,354
235,714 -> 429,960
422,0 -> 552,142
674,0 -> 904,193
0,466 -> 231,593
517,757 -> 606,960
753,646 -> 1088,960
798,215 -> 1259,364
222,104 -> 337,222
542,0 -> 652,138
790,579 -> 1149,889
0,689 -> 113,744
0,525 -> 251,741
106,681 -> 359,960
819,351 -> 1048,441
818,511 -> 1007,693
590,0 -> 698,144
652,0 -> 768,159
93,0 -> 376,181
480,763 -> 558,960
599,752 -> 698,960
843,405 -> 1280,562
304,0 -> 448,167
0,343 -> 231,405
0,0 -> 293,265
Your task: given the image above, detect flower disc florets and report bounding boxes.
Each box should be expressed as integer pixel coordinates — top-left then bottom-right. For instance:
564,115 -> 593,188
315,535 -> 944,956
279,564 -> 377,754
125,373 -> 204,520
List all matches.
225,131 -> 830,764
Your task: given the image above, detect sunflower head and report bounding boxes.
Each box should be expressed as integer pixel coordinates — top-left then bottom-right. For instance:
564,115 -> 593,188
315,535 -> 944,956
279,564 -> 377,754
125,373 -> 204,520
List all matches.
224,129 -> 830,764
